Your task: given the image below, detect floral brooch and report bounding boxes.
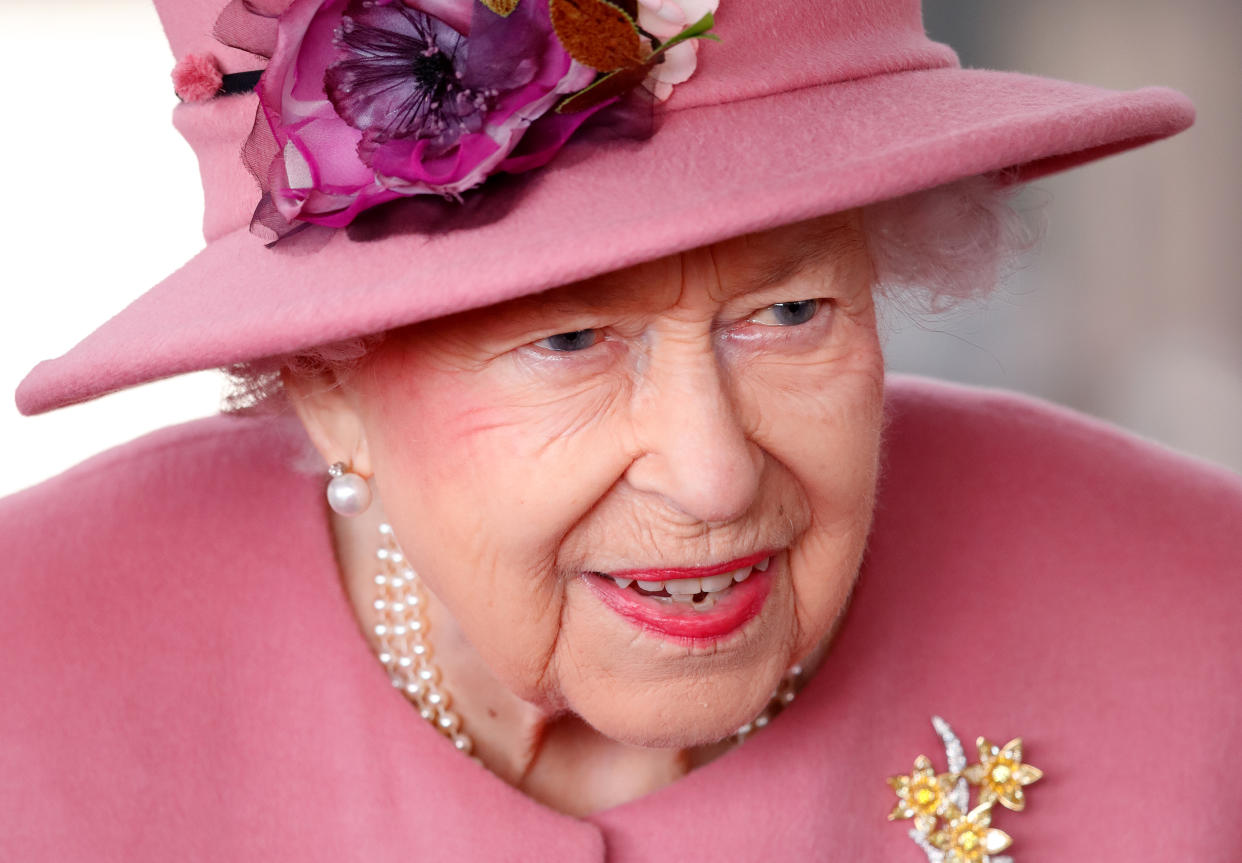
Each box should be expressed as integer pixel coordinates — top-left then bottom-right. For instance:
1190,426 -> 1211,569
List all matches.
887,717 -> 1043,863
197,0 -> 720,240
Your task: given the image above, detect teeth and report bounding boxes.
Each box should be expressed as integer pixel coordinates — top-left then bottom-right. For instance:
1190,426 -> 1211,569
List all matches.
691,593 -> 718,610
605,556 -> 776,597
665,577 -> 702,596
699,572 -> 734,592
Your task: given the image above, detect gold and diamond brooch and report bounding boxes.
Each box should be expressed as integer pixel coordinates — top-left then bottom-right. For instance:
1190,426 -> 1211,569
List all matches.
887,717 -> 1043,863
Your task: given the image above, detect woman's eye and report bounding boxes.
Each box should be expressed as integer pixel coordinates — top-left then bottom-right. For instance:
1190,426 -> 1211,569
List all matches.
748,299 -> 822,327
534,329 -> 600,352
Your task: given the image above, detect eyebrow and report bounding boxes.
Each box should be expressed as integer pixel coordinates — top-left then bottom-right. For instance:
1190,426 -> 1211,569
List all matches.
746,222 -> 863,292
502,219 -> 866,327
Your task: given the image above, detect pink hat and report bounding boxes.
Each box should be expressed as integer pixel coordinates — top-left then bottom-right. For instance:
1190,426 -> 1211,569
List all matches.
15,0 -> 1193,416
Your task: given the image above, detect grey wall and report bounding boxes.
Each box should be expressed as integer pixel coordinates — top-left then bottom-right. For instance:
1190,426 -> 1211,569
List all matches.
886,0 -> 1242,471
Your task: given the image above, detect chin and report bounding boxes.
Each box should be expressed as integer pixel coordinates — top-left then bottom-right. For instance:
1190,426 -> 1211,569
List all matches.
565,656 -> 793,750
547,560 -> 815,748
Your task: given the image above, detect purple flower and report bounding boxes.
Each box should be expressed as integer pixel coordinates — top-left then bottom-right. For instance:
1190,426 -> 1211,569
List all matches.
258,0 -> 597,228
326,7 -> 484,156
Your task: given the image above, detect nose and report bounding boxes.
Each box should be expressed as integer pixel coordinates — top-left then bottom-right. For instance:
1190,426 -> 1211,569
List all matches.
623,343 -> 764,525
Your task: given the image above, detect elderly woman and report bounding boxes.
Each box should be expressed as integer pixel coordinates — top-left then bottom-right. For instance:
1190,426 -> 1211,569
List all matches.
3,0 -> 1240,860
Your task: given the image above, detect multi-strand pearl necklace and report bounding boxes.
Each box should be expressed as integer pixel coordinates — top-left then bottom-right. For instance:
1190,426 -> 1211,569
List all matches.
372,523 -> 474,753
370,523 -> 804,757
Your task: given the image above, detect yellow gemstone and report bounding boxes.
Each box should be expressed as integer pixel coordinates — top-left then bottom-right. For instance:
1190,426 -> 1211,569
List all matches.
959,830 -> 979,850
915,787 -> 936,806
991,764 -> 1012,783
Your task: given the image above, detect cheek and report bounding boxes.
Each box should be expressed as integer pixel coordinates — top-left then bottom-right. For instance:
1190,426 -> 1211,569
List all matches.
745,311 -> 884,510
355,346 -> 633,702
369,371 -> 628,558
744,320 -> 885,651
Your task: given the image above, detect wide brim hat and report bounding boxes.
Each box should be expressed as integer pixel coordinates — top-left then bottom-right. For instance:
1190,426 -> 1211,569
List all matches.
15,0 -> 1193,416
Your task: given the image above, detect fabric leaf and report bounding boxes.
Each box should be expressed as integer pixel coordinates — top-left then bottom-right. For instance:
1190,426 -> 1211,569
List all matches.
654,10 -> 718,51
555,11 -> 716,113
549,0 -> 646,71
479,0 -> 520,15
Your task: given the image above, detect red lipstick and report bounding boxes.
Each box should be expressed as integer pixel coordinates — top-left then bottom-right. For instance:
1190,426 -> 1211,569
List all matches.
607,550 -> 774,581
582,552 -> 777,643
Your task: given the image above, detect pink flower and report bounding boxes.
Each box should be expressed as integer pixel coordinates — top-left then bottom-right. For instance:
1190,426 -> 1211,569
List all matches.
258,0 -> 596,228
172,53 -> 224,103
636,0 -> 719,101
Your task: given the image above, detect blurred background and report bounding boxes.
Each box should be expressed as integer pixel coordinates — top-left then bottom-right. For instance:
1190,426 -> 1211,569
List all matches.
1,0 -> 1240,498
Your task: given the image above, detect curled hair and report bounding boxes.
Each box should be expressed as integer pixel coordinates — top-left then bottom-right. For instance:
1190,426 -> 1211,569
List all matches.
222,174 -> 1040,413
862,173 -> 1044,314
222,333 -> 385,414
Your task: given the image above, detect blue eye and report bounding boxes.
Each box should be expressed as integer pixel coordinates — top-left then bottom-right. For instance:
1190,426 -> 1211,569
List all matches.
536,329 -> 599,352
749,299 -> 821,327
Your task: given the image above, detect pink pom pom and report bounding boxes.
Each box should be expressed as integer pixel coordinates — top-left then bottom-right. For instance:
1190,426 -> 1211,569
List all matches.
172,53 -> 224,103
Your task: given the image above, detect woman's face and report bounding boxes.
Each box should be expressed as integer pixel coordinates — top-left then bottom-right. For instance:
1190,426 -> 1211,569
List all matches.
328,212 -> 885,747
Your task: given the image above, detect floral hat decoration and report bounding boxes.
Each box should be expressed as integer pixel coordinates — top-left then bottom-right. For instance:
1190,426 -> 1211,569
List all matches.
197,0 -> 720,242
16,0 -> 1193,415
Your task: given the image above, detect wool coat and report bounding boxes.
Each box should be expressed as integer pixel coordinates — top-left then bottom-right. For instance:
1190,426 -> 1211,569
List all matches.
3,375 -> 1239,861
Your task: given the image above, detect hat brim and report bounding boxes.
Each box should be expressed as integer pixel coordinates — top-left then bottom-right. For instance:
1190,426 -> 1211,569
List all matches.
16,66 -> 1192,415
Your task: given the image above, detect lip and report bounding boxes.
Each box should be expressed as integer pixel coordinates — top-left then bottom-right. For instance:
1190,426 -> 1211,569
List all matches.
605,550 -> 776,581
581,556 -> 775,644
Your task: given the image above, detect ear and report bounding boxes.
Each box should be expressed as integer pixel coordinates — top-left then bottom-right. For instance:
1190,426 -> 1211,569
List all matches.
283,370 -> 374,477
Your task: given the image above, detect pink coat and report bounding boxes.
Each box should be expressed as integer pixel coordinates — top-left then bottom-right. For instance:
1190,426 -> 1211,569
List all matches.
3,376 -> 1239,861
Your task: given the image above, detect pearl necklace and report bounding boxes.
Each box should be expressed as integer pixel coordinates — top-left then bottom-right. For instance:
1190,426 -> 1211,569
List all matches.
373,523 -> 474,753
371,523 -> 803,757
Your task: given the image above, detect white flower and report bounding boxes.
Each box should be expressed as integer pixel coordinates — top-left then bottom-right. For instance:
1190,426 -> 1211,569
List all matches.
636,0 -> 719,101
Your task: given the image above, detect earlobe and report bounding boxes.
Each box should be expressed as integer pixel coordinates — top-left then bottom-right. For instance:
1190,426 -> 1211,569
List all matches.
283,370 -> 373,477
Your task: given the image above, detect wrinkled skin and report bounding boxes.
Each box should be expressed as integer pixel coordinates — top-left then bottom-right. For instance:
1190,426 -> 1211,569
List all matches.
291,210 -> 886,813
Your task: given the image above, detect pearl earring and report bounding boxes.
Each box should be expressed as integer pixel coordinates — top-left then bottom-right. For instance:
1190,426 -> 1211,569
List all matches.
326,462 -> 372,517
